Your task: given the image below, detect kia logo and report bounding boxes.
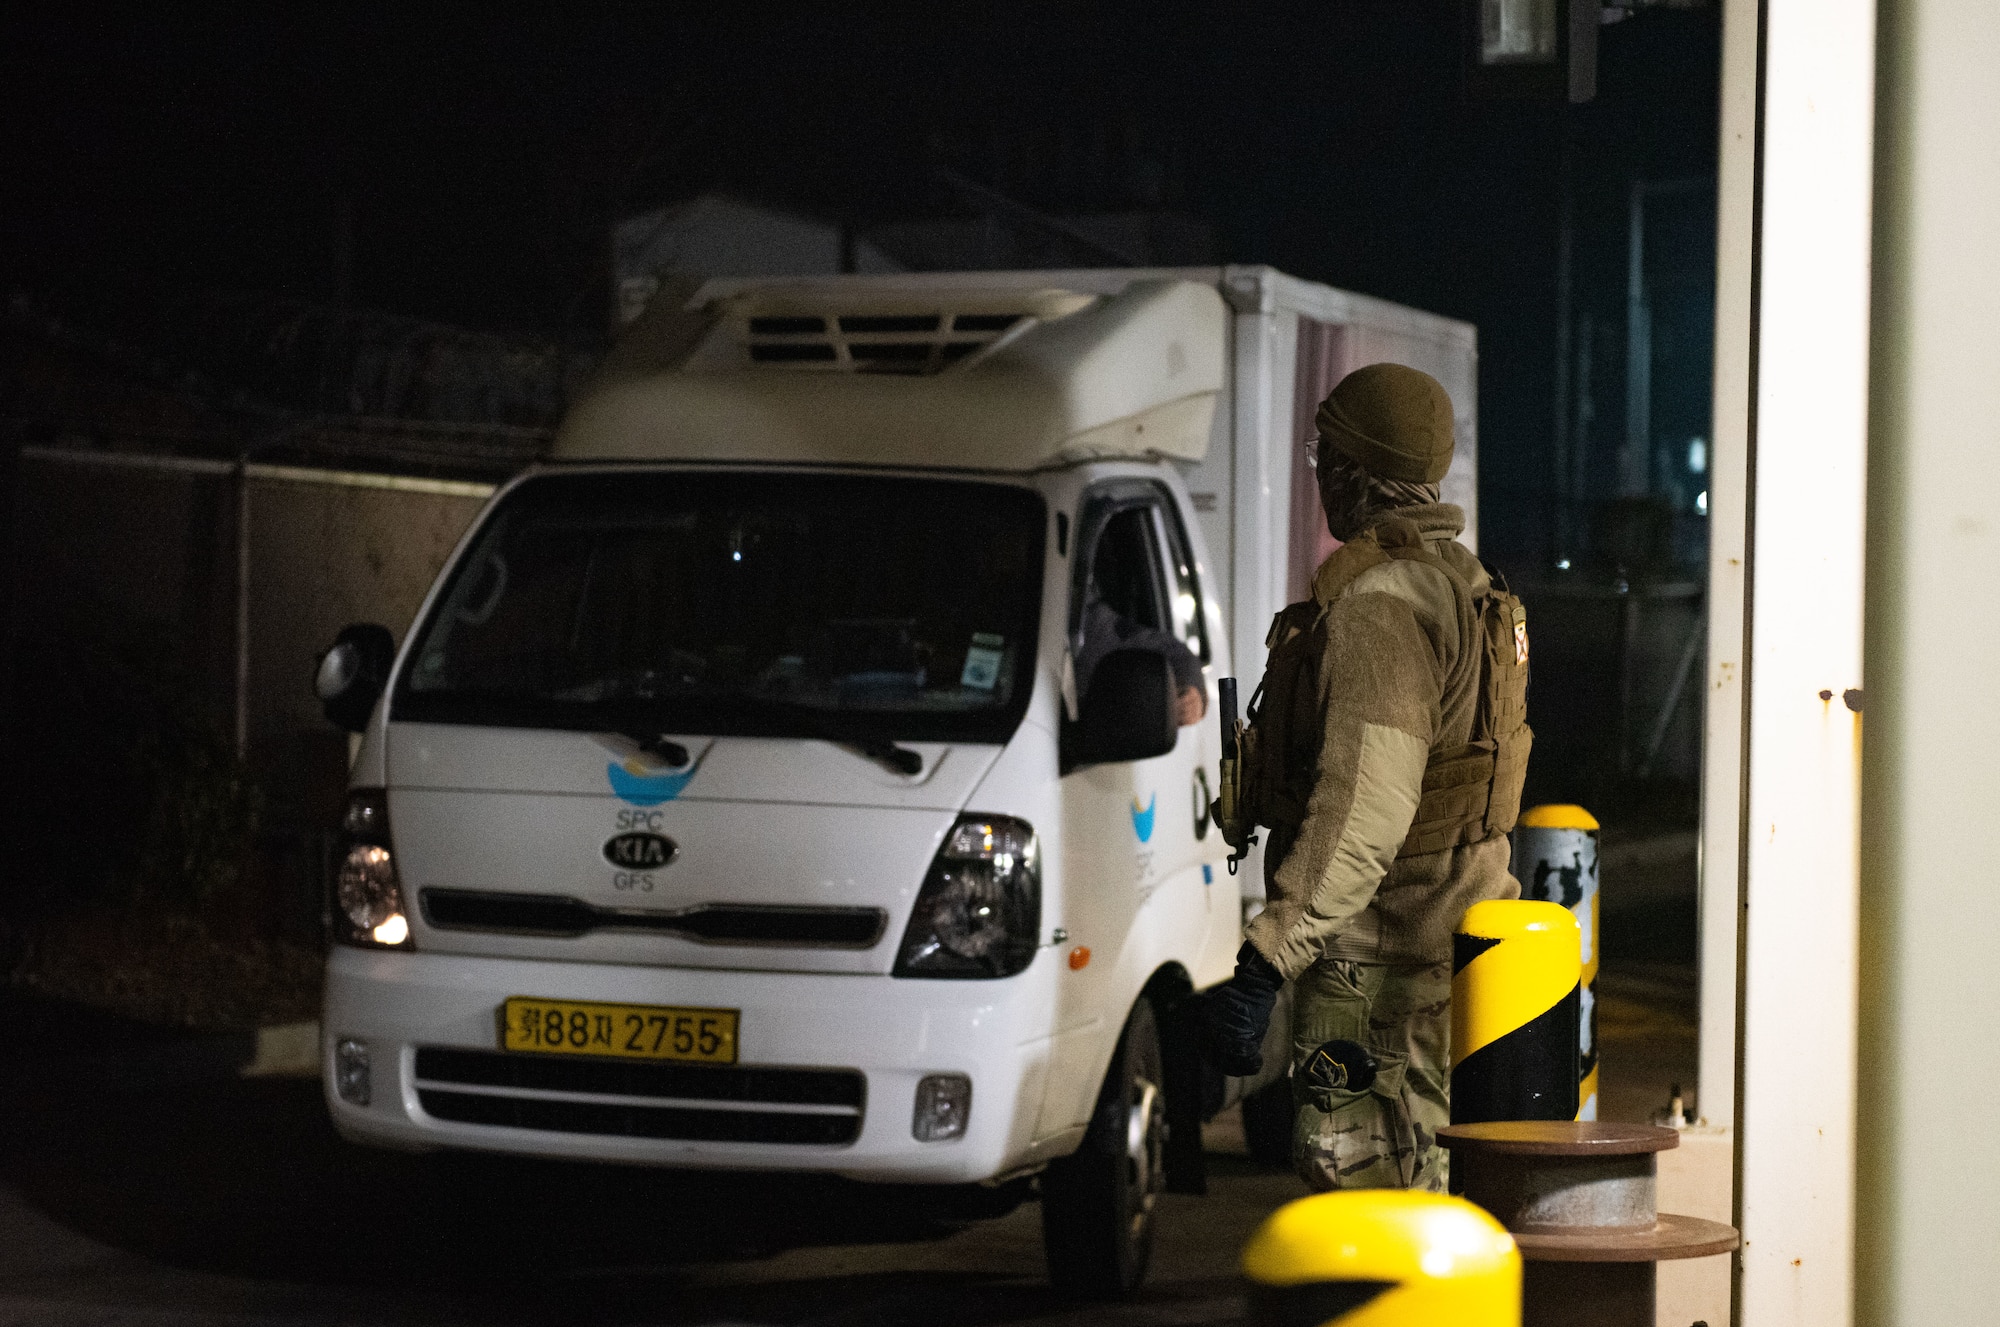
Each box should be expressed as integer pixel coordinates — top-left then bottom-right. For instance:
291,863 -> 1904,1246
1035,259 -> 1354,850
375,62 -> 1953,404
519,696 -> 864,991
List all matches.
602,832 -> 678,869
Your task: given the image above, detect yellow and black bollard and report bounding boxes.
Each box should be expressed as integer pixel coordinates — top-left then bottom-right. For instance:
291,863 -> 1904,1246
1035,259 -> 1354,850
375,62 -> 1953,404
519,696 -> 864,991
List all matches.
1450,900 -> 1581,1124
1242,1190 -> 1521,1326
1513,804 -> 1601,1120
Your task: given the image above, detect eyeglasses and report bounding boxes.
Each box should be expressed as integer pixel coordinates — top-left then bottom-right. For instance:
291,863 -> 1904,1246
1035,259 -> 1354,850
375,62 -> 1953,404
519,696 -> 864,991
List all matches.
1302,437 -> 1320,470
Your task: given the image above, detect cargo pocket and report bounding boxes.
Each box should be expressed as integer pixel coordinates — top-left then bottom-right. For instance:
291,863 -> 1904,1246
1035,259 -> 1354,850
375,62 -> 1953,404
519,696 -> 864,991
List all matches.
1290,960 -> 1371,1071
1293,1048 -> 1418,1191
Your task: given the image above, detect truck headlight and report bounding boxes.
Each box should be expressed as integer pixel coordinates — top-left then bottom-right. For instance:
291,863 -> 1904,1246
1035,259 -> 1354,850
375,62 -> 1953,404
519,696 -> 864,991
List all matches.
894,815 -> 1039,979
334,789 -> 411,949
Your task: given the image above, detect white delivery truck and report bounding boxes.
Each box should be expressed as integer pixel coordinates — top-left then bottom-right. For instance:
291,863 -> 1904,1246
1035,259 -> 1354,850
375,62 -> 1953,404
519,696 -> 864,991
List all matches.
313,266 -> 1475,1293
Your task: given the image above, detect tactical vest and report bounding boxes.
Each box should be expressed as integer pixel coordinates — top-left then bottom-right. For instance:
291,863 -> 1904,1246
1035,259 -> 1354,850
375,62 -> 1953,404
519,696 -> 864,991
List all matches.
1235,517 -> 1531,860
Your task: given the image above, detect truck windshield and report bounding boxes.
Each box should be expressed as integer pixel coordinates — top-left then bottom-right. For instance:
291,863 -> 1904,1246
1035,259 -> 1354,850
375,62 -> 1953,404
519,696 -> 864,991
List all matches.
392,471 -> 1046,744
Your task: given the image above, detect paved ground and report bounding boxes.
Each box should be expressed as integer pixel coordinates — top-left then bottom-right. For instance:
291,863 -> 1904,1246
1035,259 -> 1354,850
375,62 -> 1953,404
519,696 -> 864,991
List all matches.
1597,961 -> 1700,1124
0,979 -> 1694,1327
1596,825 -> 1703,1124
0,1041 -> 1308,1327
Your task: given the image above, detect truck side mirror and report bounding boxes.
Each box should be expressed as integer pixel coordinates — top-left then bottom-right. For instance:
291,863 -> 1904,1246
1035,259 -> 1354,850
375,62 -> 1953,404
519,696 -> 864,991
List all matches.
315,623 -> 396,733
1070,648 -> 1178,767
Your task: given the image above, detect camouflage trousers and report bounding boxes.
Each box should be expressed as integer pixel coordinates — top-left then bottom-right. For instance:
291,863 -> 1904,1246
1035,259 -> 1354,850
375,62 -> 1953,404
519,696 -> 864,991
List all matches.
1290,957 -> 1452,1193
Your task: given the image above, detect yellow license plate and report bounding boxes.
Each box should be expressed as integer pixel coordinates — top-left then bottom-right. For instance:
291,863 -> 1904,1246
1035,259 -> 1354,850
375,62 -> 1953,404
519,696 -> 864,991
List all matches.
501,997 -> 739,1064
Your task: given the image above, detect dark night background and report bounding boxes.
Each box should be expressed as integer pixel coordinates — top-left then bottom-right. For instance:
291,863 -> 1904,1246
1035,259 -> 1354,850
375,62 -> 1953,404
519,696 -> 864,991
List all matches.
0,5 -> 1719,1004
1,4 -> 1719,567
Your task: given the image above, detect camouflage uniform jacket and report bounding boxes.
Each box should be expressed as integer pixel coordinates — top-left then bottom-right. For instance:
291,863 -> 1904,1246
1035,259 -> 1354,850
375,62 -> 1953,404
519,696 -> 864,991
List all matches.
1244,503 -> 1521,979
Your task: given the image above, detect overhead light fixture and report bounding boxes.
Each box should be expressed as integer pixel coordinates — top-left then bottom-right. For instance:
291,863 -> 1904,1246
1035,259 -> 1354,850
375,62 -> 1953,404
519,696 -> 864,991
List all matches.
1466,0 -> 1599,102
1482,0 -> 1559,64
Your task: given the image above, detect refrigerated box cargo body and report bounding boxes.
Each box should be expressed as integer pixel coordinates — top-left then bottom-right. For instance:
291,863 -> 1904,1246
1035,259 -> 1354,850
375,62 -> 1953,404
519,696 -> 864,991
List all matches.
314,265 -> 1475,1291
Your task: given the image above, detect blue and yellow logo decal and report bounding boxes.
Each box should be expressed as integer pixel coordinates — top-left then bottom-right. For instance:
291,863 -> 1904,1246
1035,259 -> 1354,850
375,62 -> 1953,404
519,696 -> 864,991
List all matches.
1130,793 -> 1157,843
607,758 -> 696,807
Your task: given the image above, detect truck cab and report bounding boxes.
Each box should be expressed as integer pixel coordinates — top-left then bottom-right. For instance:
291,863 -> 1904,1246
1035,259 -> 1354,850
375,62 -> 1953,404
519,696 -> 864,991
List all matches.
318,278 -> 1251,1293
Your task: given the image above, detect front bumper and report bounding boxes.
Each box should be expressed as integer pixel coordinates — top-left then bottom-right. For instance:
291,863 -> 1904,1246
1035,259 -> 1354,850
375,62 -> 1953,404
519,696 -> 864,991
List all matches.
322,946 -> 1063,1183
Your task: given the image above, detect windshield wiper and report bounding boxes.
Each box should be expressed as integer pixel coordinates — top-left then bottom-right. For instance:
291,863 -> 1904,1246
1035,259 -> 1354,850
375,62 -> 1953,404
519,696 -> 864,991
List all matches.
599,699 -> 921,777
848,737 -> 923,777
746,699 -> 923,776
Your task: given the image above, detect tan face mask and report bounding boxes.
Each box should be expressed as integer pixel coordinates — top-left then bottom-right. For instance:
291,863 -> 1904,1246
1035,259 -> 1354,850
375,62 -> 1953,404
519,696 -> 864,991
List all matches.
1316,441 -> 1441,542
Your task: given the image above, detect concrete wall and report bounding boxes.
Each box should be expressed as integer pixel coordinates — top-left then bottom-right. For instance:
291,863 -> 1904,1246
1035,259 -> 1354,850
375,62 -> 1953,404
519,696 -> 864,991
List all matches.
242,471 -> 487,830
9,449 -> 490,922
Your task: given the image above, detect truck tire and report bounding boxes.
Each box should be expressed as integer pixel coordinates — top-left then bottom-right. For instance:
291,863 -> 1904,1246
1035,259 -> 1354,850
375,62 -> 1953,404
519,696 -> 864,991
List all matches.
1240,1078 -> 1296,1171
1040,997 -> 1166,1296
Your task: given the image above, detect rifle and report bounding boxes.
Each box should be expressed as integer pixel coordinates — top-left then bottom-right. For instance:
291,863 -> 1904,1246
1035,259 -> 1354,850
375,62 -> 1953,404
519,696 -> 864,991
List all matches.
1214,677 -> 1257,873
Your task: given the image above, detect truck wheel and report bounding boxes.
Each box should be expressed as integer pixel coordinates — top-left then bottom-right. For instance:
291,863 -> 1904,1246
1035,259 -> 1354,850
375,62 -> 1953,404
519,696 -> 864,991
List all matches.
1240,1078 -> 1296,1170
1040,997 -> 1166,1296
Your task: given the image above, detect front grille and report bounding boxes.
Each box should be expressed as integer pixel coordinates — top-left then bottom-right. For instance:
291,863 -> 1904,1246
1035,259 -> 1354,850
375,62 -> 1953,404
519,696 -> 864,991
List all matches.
414,1047 -> 864,1146
420,890 -> 886,947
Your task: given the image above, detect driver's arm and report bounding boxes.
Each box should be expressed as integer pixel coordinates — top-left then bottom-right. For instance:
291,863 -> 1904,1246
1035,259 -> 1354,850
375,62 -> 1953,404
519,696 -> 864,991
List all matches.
1077,602 -> 1207,725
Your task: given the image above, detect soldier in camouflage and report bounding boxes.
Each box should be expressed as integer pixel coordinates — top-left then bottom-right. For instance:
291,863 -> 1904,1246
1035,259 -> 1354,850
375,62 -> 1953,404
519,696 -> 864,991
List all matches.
1205,363 -> 1531,1192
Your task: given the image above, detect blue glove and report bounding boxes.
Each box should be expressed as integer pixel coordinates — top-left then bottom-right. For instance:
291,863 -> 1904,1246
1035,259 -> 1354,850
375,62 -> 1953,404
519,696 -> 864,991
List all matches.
1205,942 -> 1283,1077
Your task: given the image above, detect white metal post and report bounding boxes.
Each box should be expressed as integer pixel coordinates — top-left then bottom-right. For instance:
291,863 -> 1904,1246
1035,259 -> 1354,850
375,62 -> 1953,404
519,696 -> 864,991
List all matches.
1227,298 -> 1280,682
1227,282 -> 1281,903
1732,1 -> 1876,1323
1697,0 -> 1758,1145
1666,8 -> 1759,1322
1856,1 -> 2000,1321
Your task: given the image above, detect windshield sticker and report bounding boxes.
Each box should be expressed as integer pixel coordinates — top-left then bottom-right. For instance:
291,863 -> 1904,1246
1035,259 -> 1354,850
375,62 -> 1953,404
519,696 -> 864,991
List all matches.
607,758 -> 697,807
960,633 -> 1006,690
1130,793 -> 1157,843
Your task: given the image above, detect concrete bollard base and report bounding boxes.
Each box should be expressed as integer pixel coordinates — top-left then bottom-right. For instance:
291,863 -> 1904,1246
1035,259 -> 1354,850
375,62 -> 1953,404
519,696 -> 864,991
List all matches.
1440,1121 -> 1738,1327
